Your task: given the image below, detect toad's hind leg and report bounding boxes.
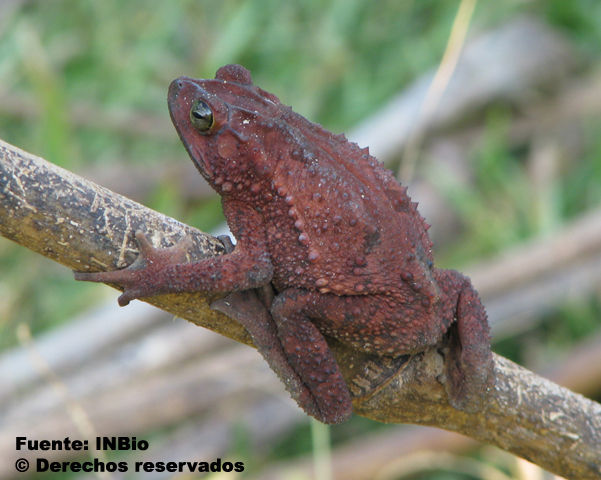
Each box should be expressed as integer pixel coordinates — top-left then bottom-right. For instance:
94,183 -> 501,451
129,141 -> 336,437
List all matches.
287,277 -> 492,413
436,269 -> 494,412
211,289 -> 323,423
271,289 -> 353,424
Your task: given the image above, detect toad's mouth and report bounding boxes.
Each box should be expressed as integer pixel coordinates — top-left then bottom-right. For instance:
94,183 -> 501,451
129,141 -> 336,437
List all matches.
186,142 -> 213,179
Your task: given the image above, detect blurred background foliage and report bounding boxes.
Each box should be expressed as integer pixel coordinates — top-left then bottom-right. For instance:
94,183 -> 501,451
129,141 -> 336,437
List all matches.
1,0 -> 601,478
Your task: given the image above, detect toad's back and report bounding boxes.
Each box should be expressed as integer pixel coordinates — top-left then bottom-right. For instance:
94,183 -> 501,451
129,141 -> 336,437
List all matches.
258,106 -> 435,299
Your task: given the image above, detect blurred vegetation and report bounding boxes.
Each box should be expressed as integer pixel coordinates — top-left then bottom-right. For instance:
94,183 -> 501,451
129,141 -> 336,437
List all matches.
1,1 -> 601,477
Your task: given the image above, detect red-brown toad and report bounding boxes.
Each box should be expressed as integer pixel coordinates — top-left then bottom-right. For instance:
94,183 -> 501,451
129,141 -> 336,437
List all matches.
75,64 -> 493,424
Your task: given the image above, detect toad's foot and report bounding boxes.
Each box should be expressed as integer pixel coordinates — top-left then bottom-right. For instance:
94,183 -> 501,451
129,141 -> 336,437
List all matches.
443,273 -> 494,412
74,231 -> 192,306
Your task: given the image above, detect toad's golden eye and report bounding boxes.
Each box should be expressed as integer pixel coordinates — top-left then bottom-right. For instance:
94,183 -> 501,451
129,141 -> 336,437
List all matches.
190,100 -> 214,132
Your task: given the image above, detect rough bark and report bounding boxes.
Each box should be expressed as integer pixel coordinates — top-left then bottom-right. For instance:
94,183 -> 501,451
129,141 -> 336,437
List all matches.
1,139 -> 600,478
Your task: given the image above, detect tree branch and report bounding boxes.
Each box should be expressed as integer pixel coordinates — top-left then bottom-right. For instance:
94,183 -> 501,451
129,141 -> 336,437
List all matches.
1,139 -> 599,478
0,139 -> 250,345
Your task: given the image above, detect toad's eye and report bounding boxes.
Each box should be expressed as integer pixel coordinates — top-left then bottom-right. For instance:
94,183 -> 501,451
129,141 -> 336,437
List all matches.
190,100 -> 214,132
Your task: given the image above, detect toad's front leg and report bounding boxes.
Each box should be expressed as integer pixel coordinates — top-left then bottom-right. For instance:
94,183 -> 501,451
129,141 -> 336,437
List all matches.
74,203 -> 273,306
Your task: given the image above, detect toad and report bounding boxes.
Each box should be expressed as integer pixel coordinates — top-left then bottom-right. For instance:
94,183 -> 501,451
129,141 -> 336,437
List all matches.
75,65 -> 493,423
